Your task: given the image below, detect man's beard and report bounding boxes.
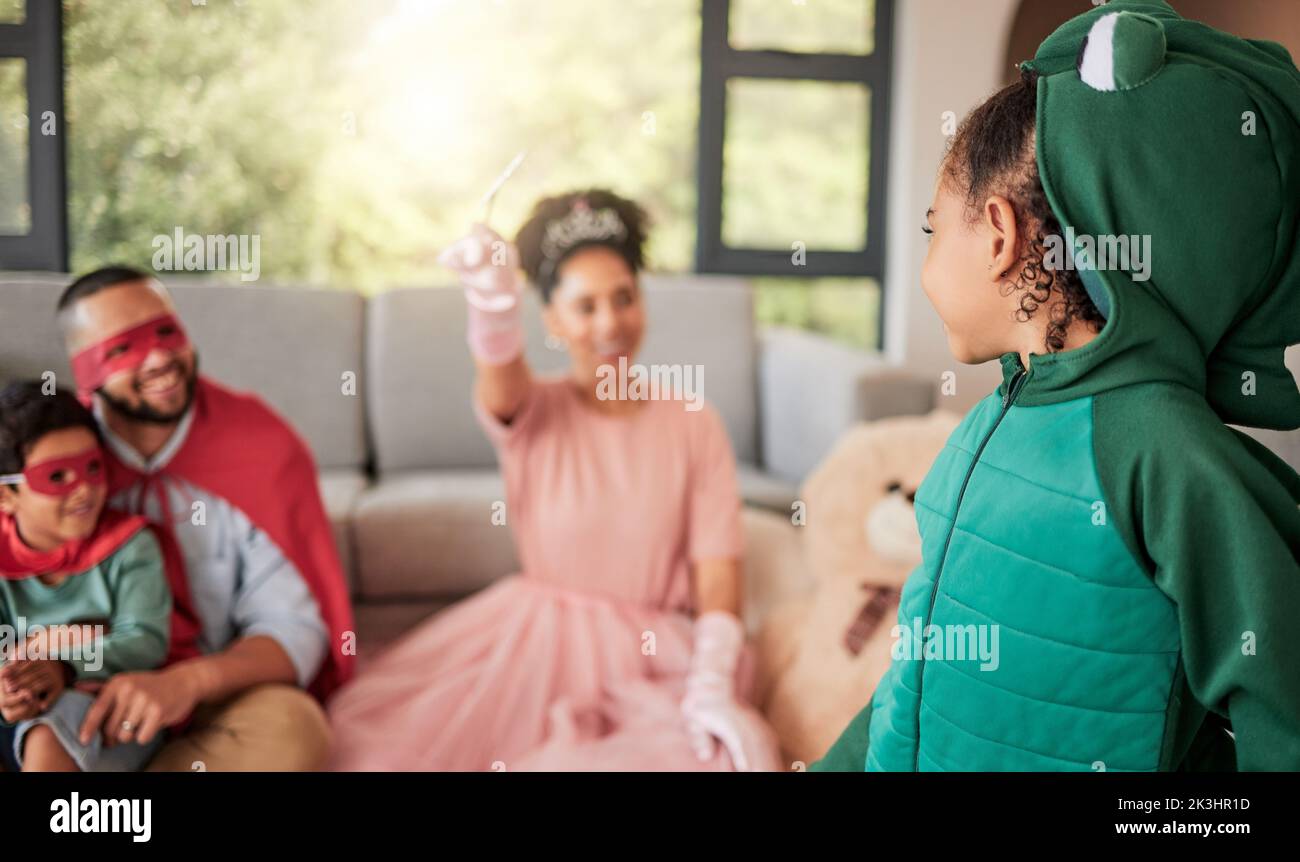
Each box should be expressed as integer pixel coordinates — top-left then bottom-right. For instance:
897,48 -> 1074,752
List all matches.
96,357 -> 199,425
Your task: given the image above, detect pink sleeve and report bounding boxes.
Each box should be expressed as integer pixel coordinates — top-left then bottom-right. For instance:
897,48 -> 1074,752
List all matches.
687,404 -> 745,562
472,381 -> 549,451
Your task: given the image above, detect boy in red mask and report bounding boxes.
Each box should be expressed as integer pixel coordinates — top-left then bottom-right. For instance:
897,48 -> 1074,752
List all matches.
0,383 -> 193,771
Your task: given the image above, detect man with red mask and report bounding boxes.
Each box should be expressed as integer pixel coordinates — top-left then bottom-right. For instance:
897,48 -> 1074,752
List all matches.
55,266 -> 354,771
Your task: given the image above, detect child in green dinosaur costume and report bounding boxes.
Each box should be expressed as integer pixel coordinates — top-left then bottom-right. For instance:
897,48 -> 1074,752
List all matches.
815,0 -> 1300,771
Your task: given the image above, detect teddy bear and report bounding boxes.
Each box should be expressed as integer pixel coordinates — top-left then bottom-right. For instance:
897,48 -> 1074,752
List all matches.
755,409 -> 961,767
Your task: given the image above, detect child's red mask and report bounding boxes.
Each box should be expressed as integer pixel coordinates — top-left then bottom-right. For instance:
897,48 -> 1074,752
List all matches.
70,314 -> 190,397
0,447 -> 107,497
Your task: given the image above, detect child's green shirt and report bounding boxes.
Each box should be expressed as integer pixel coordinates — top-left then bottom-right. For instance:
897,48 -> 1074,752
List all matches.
0,529 -> 171,682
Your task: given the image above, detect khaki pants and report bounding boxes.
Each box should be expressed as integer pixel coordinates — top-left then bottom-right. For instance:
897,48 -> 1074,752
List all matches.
147,684 -> 332,772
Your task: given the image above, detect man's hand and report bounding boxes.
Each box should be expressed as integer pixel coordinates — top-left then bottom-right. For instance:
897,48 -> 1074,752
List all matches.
74,636 -> 300,747
79,666 -> 202,747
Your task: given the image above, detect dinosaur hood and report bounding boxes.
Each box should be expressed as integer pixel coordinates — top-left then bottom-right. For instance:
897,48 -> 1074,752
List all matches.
1008,0 -> 1300,431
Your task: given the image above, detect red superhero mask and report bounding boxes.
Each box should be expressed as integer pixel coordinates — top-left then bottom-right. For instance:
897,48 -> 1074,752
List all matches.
0,447 -> 107,497
70,314 -> 190,397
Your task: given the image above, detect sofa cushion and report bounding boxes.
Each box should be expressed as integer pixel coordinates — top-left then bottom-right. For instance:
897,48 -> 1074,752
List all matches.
365,276 -> 759,473
758,326 -> 936,483
352,466 -> 802,604
0,277 -> 367,471
318,468 -> 368,596
168,282 -> 367,470
353,599 -> 451,661
349,508 -> 806,647
737,464 -> 799,513
352,469 -> 520,599
0,276 -> 78,389
637,275 -> 759,465
740,507 -> 811,636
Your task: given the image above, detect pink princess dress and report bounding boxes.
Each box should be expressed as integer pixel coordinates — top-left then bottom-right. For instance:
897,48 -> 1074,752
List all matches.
326,376 -> 780,771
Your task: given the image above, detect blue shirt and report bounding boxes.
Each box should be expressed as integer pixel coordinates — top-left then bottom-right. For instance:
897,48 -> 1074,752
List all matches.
97,406 -> 328,687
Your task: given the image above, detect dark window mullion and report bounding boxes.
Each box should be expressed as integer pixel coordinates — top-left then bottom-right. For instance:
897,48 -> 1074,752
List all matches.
864,0 -> 894,348
695,0 -> 729,275
719,48 -> 883,82
707,248 -> 877,278
697,0 -> 892,279
0,28 -> 31,56
0,0 -> 66,271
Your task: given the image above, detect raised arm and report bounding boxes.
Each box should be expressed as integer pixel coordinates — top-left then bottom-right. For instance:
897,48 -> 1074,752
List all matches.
439,223 -> 533,423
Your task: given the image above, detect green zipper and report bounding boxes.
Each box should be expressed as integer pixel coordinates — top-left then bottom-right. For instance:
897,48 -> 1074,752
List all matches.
911,367 -> 1028,771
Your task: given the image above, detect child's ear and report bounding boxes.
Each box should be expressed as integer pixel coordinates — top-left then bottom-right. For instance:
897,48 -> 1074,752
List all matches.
982,195 -> 1020,281
0,485 -> 18,515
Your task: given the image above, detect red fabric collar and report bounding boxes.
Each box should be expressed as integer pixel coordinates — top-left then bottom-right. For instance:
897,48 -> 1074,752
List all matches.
1,508 -> 202,668
0,508 -> 146,580
104,376 -> 355,700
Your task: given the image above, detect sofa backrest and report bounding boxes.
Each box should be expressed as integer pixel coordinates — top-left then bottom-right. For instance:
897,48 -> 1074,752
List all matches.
0,276 -> 367,471
365,275 -> 760,472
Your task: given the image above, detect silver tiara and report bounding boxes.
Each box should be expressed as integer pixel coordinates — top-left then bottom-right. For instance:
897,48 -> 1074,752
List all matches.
539,201 -> 628,278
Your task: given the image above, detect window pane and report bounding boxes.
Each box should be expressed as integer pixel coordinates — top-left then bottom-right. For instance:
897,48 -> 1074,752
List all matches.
722,78 -> 869,251
754,277 -> 879,350
0,0 -> 23,25
0,57 -> 30,235
729,0 -> 874,55
64,0 -> 700,290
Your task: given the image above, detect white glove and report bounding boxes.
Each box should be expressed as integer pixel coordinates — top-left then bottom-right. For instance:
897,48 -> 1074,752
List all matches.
437,223 -> 524,364
681,610 -> 780,772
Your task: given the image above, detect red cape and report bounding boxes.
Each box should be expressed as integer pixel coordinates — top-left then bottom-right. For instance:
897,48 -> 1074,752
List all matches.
0,509 -> 201,667
104,377 -> 355,700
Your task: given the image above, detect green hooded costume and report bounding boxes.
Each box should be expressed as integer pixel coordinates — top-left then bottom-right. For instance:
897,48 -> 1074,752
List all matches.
814,0 -> 1300,771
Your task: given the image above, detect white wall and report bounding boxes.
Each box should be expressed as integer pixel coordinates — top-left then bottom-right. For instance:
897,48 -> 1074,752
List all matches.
883,0 -> 1023,415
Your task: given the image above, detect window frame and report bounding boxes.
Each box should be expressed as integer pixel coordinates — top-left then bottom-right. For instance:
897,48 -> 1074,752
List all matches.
695,0 -> 893,297
0,0 -> 67,271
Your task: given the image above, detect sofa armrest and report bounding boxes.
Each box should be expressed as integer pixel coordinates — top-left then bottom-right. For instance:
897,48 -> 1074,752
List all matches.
757,327 -> 935,484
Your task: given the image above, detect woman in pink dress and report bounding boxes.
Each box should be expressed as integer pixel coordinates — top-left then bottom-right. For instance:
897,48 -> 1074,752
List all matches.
327,189 -> 781,772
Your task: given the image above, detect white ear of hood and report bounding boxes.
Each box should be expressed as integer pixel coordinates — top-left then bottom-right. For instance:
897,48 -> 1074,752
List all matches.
1078,11 -> 1120,92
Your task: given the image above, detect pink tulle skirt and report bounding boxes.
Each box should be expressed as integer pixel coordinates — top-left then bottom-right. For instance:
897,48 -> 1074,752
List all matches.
327,576 -> 760,771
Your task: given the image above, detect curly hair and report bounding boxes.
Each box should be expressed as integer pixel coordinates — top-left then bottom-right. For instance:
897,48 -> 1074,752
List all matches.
515,188 -> 649,303
941,67 -> 1105,353
0,382 -> 101,481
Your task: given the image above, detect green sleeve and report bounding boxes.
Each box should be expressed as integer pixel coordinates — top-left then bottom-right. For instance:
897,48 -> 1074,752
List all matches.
71,529 -> 172,681
1095,387 -> 1300,771
809,698 -> 874,772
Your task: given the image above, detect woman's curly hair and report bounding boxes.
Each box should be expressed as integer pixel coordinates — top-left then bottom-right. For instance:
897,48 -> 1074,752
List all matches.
515,188 -> 649,303
942,67 -> 1105,352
